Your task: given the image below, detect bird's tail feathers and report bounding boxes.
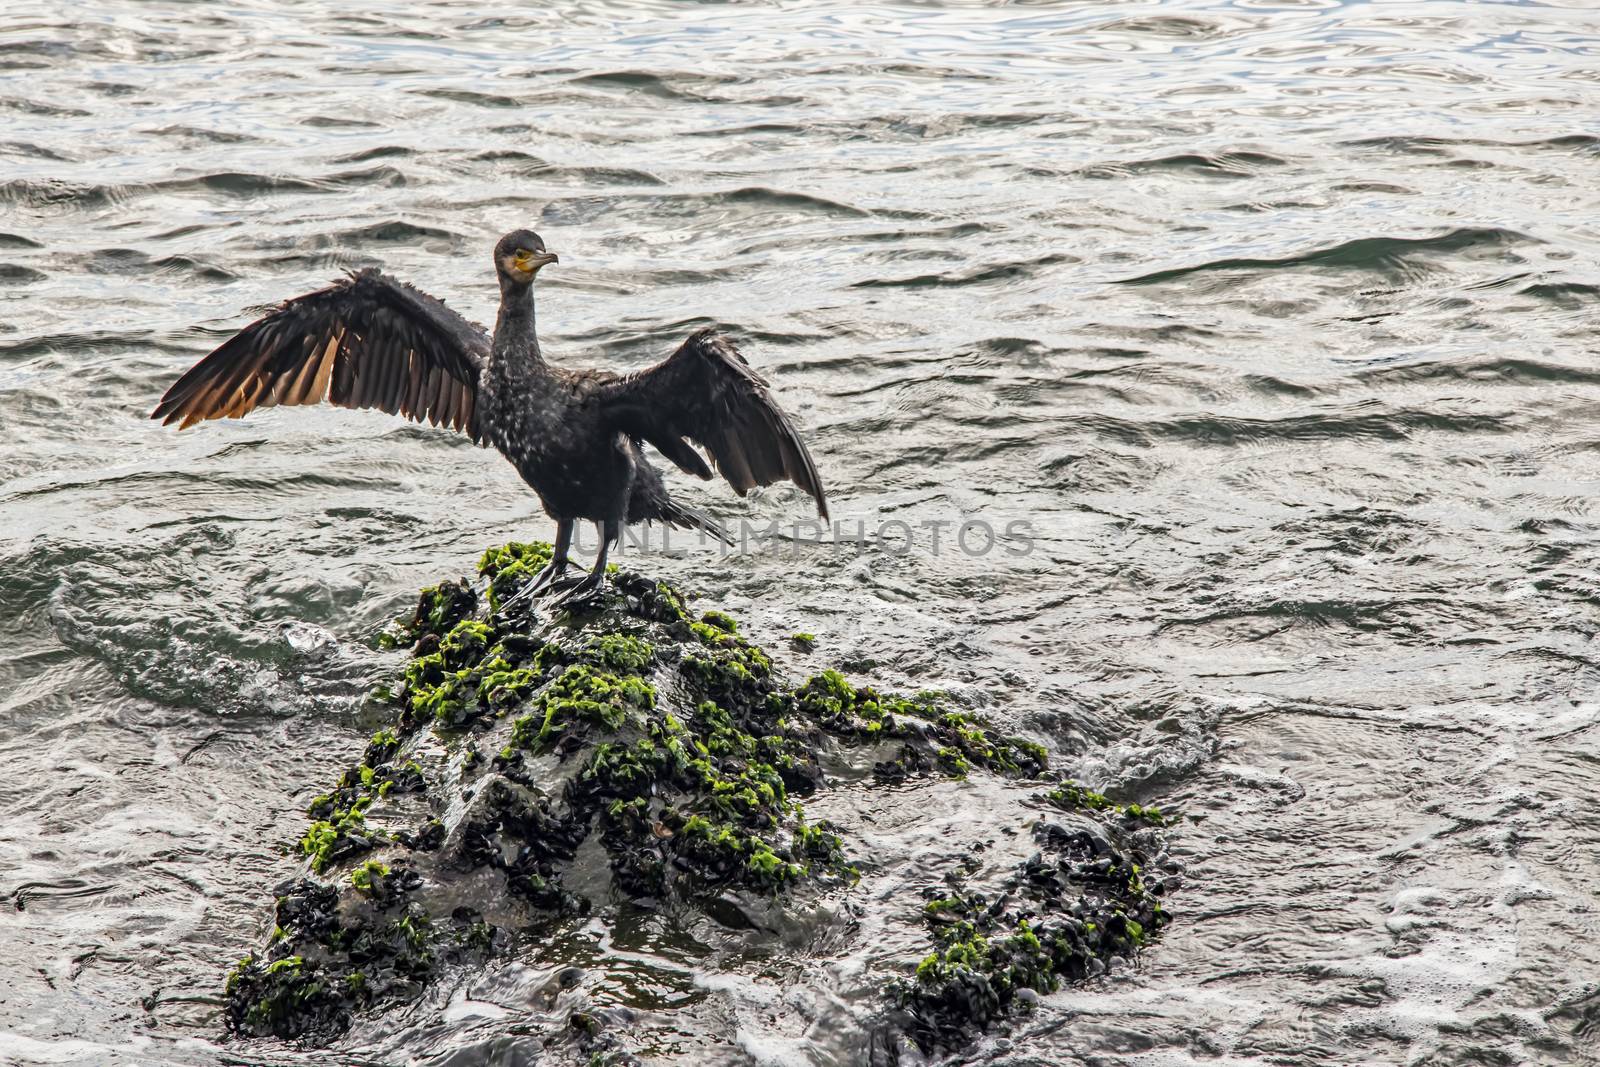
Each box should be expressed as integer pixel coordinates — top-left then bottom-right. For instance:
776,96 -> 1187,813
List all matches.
656,499 -> 735,546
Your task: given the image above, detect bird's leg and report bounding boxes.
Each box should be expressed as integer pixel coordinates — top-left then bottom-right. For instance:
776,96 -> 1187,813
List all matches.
554,518 -> 619,607
525,519 -> 576,597
556,460 -> 632,608
495,520 -> 575,613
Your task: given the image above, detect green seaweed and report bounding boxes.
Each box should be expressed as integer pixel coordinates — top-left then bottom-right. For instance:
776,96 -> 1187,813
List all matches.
225,949 -> 348,1041
700,609 -> 739,633
787,669 -> 1048,778
583,632 -> 655,674
350,860 -> 391,895
478,540 -> 555,611
364,729 -> 399,765
300,796 -> 373,873
505,662 -> 657,754
893,812 -> 1171,1051
1044,782 -> 1177,826
382,578 -> 478,649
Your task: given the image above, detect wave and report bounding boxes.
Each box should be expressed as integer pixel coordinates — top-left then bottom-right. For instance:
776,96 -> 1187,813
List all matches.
1052,404 -> 1511,446
414,87 -> 522,108
853,252 -> 1078,289
1357,357 -> 1600,389
567,69 -> 745,104
0,164 -> 412,214
1116,227 -> 1530,285
0,177 -> 125,209
146,124 -> 262,145
0,263 -> 46,284
0,329 -> 165,363
1077,150 -> 1290,179
1519,281 -> 1600,306
1344,133 -> 1600,154
332,220 -> 464,245
300,113 -> 383,128
0,95 -> 89,118
152,255 -> 239,282
155,165 -> 407,197
329,144 -> 416,164
0,139 -> 79,161
469,150 -> 665,186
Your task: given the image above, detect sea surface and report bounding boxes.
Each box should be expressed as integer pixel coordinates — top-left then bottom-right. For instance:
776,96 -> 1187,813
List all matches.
4,1 -> 1600,1064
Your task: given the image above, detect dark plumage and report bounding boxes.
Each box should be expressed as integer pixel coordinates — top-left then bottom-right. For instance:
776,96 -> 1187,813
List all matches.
152,228 -> 829,604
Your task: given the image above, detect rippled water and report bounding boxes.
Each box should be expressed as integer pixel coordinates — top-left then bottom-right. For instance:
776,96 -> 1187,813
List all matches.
5,1 -> 1600,1064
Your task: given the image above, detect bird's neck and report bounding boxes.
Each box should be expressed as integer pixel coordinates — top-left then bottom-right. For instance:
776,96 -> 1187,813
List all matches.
493,278 -> 544,366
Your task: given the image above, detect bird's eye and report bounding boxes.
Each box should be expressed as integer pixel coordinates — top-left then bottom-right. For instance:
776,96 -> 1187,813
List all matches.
516,248 -> 530,257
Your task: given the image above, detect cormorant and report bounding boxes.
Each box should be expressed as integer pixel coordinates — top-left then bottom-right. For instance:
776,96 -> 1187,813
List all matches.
152,229 -> 828,605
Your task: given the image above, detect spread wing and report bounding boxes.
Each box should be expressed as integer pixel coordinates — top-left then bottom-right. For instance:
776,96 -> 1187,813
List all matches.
595,328 -> 828,519
151,267 -> 489,441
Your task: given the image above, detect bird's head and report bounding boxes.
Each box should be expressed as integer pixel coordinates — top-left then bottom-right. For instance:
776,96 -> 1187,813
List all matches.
494,229 -> 558,285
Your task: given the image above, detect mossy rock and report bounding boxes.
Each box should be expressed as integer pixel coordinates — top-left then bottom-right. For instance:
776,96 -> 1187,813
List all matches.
224,543 -> 1179,1058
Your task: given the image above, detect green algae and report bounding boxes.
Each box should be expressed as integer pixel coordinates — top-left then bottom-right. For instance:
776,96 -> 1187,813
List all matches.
228,540 -> 1177,1053
300,796 -> 373,873
478,540 -> 554,611
224,952 -> 347,1040
1044,781 -> 1178,827
364,729 -> 399,764
583,632 -> 654,673
505,662 -> 657,755
381,577 -> 478,649
787,668 -> 1048,778
397,616 -> 515,729
699,609 -> 738,633
890,808 -> 1173,1052
302,738 -> 429,872
224,875 -> 465,1042
350,860 -> 391,895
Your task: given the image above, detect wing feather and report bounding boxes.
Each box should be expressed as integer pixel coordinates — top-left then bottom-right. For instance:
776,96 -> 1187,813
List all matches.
452,373 -> 469,431
595,328 -> 828,519
423,362 -> 443,426
365,329 -> 389,411
152,268 -> 490,443
309,330 -> 339,403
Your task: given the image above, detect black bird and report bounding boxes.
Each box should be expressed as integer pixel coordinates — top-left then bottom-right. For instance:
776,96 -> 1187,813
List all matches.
151,229 -> 829,605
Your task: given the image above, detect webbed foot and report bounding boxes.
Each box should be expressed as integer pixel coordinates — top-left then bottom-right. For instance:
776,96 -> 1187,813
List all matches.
495,556 -> 578,615
553,568 -> 608,609
528,556 -> 583,597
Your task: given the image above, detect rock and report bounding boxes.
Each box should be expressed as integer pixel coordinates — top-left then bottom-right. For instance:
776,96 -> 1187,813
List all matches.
222,542 -> 1178,1059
